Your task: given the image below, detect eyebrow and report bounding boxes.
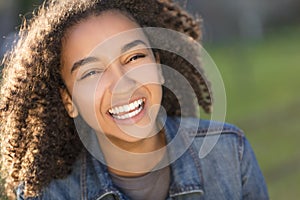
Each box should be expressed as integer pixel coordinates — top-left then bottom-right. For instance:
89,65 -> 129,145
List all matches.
70,39 -> 148,74
71,56 -> 99,74
121,39 -> 148,53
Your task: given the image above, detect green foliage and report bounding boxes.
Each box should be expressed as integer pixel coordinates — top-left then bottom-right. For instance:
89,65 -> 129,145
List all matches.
206,25 -> 300,200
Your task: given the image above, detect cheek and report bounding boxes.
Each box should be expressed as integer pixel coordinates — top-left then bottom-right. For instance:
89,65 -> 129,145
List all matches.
149,84 -> 163,118
152,85 -> 164,132
149,84 -> 162,103
126,63 -> 163,86
72,77 -> 108,131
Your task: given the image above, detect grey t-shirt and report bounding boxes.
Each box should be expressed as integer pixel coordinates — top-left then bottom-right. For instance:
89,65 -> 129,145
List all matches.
110,166 -> 170,200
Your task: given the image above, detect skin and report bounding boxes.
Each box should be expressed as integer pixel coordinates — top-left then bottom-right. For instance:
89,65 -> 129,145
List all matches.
60,10 -> 166,176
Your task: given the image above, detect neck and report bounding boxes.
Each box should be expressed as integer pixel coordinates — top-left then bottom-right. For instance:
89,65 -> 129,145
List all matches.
97,128 -> 167,177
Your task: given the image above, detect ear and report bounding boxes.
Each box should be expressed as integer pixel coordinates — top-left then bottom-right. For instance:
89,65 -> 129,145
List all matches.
60,88 -> 79,118
154,52 -> 165,84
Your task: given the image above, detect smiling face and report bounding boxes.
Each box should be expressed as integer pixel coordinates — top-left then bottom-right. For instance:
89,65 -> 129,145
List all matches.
60,10 -> 164,145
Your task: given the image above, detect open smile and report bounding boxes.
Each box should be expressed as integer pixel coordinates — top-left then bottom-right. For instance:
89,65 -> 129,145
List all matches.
108,98 -> 145,120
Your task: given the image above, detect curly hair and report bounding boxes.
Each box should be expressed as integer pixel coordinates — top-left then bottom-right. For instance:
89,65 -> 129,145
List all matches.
0,0 -> 212,198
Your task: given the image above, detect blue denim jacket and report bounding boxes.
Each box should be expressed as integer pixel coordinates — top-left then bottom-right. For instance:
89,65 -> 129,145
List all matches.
17,117 -> 269,200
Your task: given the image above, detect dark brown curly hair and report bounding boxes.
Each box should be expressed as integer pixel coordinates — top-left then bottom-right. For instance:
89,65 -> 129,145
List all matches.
0,0 -> 212,198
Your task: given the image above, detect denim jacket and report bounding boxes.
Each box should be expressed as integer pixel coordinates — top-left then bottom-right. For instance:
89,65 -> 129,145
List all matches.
17,117 -> 269,200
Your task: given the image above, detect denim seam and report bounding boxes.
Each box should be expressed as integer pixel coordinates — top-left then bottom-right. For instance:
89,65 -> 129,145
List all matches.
191,126 -> 245,161
168,133 -> 204,197
94,189 -> 124,200
188,143 -> 205,196
81,151 -> 87,200
186,126 -> 244,137
170,189 -> 204,197
94,191 -> 116,200
238,135 -> 245,162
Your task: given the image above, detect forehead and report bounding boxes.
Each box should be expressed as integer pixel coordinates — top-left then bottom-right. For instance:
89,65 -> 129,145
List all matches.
66,10 -> 140,41
61,10 -> 146,67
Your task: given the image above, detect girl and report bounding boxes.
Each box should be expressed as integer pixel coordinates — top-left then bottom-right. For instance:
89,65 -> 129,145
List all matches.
0,0 -> 268,199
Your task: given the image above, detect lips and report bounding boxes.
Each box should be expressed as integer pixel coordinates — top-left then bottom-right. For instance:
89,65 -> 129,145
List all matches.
108,98 -> 145,120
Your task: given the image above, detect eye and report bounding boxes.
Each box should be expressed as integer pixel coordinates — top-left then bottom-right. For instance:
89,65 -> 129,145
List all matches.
126,54 -> 146,64
80,69 -> 103,80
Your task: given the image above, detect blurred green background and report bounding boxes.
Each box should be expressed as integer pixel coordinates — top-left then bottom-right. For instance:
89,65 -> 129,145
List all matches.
207,27 -> 300,199
1,0 -> 300,199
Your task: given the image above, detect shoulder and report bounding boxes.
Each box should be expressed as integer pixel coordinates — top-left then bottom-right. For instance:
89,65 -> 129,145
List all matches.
165,116 -> 244,137
164,116 -> 246,160
165,117 -> 270,198
16,153 -> 83,200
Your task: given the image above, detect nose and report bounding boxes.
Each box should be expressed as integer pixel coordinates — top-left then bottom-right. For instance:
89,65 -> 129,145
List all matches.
106,61 -> 137,95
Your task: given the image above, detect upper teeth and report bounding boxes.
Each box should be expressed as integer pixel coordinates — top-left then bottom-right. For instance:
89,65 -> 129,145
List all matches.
109,99 -> 144,116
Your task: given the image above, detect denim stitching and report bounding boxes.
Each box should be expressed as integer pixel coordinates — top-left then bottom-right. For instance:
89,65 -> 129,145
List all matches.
81,151 -> 87,200
168,130 -> 204,197
238,135 -> 245,162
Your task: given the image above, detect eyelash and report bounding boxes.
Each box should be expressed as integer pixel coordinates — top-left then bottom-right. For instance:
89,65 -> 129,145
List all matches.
126,53 -> 146,64
80,69 -> 103,80
79,53 -> 147,80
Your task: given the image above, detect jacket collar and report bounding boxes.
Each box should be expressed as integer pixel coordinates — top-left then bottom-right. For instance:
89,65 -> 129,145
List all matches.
164,117 -> 204,198
82,151 -> 127,200
82,116 -> 204,199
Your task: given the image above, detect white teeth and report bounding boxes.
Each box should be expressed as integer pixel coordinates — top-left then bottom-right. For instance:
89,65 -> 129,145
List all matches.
128,112 -> 134,118
113,106 -> 143,120
124,105 -> 130,112
108,98 -> 144,119
129,103 -> 135,110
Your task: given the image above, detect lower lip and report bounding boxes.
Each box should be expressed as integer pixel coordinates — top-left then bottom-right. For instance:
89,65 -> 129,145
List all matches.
108,100 -> 147,125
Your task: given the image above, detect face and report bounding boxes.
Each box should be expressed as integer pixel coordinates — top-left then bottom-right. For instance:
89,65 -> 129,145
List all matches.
60,10 -> 164,144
